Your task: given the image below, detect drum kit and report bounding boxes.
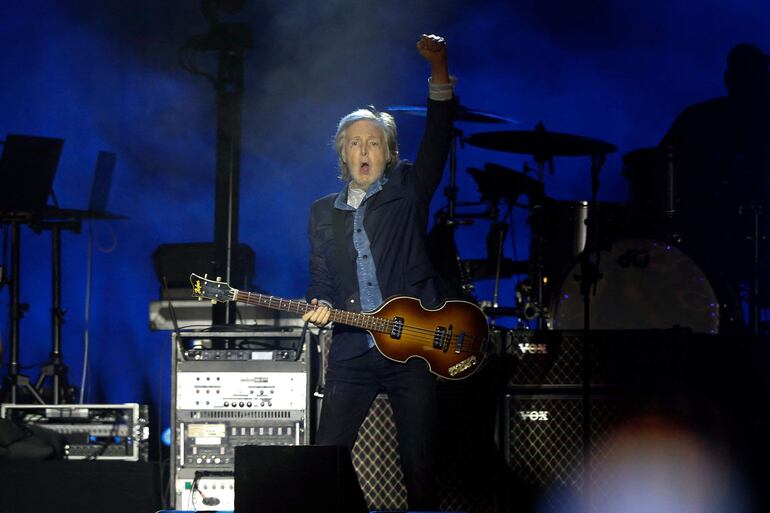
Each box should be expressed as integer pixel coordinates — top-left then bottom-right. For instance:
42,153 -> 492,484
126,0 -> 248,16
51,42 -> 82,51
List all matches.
387,103 -> 768,335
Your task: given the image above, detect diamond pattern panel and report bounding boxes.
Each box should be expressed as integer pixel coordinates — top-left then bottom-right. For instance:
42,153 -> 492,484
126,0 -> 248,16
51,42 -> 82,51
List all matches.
321,332 -> 500,513
508,330 -> 695,387
508,330 -> 606,386
351,394 -> 407,511
505,394 -> 632,513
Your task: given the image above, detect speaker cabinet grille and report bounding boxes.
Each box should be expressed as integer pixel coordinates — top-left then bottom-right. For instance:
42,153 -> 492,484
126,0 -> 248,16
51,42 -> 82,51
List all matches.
320,326 -> 503,513
350,392 -> 498,513
504,394 -> 631,513
508,330 -> 694,388
350,394 -> 407,511
509,330 -> 591,386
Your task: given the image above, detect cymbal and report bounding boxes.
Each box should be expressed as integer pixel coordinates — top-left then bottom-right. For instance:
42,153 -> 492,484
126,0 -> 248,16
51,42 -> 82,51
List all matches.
385,104 -> 517,124
460,258 -> 529,280
465,123 -> 617,158
467,163 -> 544,205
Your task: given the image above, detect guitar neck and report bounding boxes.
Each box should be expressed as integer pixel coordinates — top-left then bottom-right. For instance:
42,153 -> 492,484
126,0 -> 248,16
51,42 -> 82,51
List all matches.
233,290 -> 391,333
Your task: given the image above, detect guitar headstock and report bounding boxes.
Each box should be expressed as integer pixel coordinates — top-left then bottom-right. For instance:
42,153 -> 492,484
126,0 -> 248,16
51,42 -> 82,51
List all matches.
190,273 -> 237,304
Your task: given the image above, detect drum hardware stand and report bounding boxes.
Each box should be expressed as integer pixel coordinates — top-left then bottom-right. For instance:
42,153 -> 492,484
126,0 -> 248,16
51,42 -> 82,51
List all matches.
444,126 -> 464,225
438,121 -> 478,299
483,193 -> 544,325
488,223 -> 508,324
662,145 -> 685,245
474,201 -> 507,326
739,202 -> 764,334
528,122 -> 555,329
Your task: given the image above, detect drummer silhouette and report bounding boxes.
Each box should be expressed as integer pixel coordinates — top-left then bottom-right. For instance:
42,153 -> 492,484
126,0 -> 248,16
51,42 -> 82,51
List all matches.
660,43 -> 770,332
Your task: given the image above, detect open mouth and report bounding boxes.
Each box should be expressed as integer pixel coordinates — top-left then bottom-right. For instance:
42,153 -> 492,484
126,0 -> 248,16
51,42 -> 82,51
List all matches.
360,163 -> 370,173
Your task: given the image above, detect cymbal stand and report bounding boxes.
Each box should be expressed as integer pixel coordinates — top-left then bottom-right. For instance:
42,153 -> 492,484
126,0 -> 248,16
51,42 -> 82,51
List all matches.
33,219 -> 80,403
530,122 -> 554,329
739,202 -> 764,334
443,126 -> 463,224
486,203 -> 508,313
1,219 -> 44,404
580,154 -> 606,326
438,124 -> 478,299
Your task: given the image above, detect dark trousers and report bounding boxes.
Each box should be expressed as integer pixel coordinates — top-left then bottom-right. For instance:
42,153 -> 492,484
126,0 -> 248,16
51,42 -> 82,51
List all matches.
316,347 -> 438,511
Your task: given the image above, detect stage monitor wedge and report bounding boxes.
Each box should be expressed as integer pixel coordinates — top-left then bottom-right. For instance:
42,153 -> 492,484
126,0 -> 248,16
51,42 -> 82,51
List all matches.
235,445 -> 368,513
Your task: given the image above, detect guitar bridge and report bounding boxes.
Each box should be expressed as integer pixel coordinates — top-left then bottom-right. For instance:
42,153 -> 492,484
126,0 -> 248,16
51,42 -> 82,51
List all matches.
449,355 -> 478,377
390,317 -> 404,339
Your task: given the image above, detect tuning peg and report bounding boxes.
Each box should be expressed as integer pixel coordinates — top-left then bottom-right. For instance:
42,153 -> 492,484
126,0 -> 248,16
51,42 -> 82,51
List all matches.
204,273 -> 208,278
216,276 -> 222,282
198,297 -> 202,301
211,299 -> 217,304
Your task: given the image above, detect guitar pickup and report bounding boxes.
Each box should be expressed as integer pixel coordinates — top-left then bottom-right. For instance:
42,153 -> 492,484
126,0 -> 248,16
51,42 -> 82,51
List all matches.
433,326 -> 447,349
390,317 -> 404,339
442,325 -> 453,353
455,332 -> 465,354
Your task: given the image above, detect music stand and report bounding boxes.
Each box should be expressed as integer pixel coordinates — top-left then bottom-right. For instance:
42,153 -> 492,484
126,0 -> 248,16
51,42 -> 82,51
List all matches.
87,151 -> 116,214
0,134 -> 64,404
0,134 -> 63,212
33,151 -> 119,404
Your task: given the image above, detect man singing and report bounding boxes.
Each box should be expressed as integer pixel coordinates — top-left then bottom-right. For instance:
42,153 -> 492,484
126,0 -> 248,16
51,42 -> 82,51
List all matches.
302,34 -> 455,510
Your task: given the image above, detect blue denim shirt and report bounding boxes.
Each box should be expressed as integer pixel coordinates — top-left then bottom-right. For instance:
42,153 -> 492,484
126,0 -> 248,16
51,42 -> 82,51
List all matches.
333,177 -> 389,347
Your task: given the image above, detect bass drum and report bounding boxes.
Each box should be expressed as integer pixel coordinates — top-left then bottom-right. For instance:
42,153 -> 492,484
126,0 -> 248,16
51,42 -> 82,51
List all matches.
532,199 -> 627,308
549,239 -> 720,334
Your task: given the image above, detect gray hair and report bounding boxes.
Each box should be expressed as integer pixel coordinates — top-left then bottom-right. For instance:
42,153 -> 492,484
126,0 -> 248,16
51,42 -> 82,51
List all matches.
333,106 -> 399,180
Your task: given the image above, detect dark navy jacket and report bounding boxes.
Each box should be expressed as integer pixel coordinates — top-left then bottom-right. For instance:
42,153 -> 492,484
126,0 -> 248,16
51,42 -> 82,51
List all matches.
306,98 -> 453,362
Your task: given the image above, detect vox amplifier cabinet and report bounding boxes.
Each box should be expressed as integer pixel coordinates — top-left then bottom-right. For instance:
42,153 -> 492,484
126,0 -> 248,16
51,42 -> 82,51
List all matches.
507,329 -> 694,389
170,328 -> 316,510
507,330 -> 604,388
0,403 -> 149,461
502,393 -> 629,513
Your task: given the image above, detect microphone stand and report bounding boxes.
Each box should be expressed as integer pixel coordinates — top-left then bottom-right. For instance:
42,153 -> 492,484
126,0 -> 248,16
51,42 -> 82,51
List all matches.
530,122 -> 553,330
578,153 -> 605,511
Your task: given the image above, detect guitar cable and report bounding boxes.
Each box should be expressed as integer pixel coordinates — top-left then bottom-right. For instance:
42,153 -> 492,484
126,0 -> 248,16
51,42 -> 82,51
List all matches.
79,221 -> 94,404
294,320 -> 309,362
79,219 -> 118,404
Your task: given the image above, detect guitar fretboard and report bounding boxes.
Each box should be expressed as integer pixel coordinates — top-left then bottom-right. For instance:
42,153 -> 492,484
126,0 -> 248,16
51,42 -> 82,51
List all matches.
234,290 -> 392,333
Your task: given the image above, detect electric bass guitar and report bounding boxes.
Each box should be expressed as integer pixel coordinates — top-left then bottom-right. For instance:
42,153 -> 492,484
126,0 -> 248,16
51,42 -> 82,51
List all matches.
190,273 -> 489,380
